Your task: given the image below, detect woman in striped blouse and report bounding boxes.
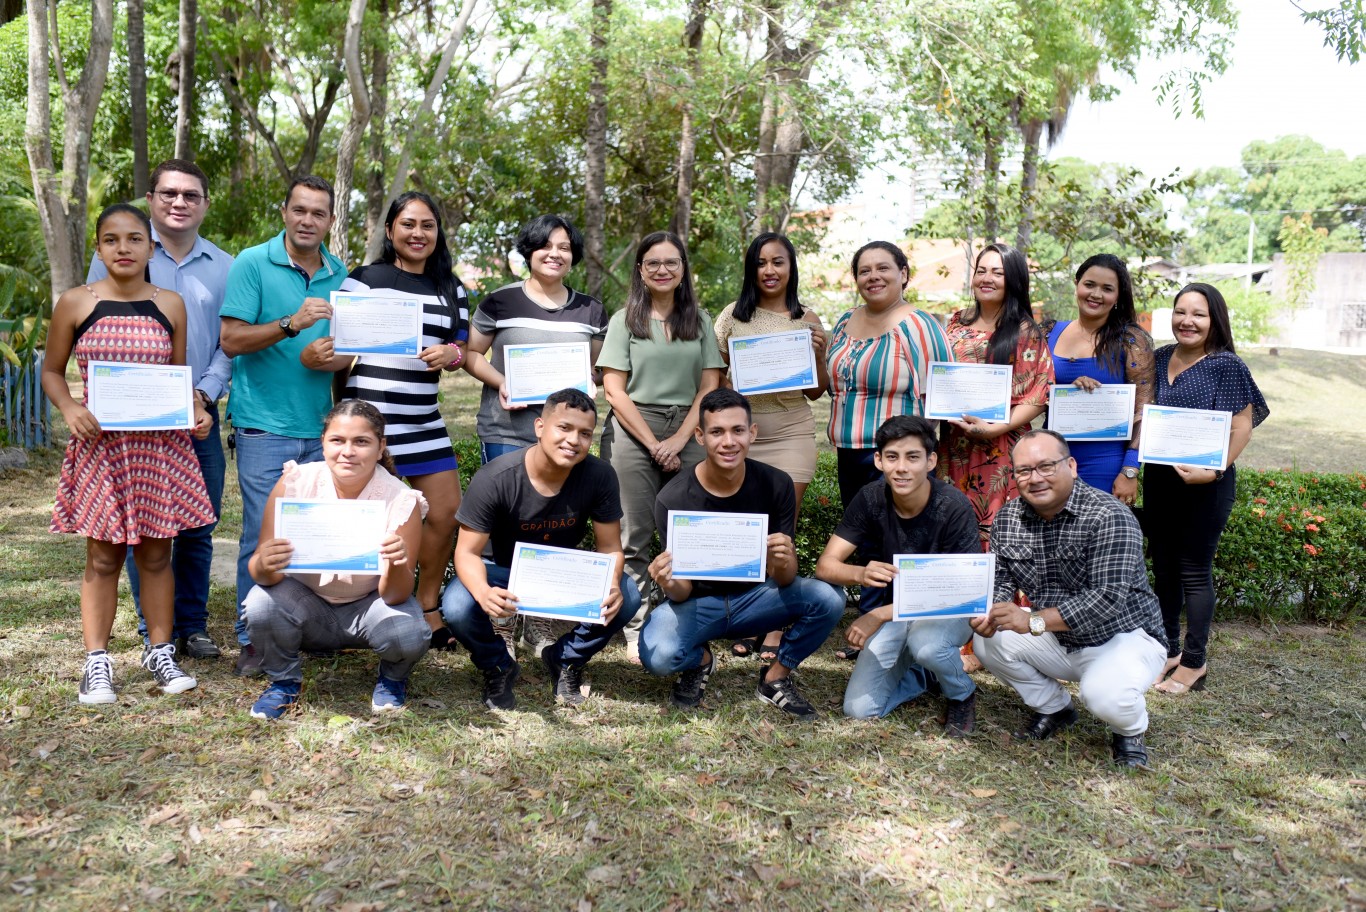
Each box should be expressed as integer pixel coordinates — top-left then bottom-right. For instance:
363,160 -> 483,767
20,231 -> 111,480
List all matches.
825,241 -> 954,659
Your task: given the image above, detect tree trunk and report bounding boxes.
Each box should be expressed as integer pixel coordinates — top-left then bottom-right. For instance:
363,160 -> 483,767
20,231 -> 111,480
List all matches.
583,0 -> 610,301
753,0 -> 815,237
331,0 -> 372,258
0,0 -> 24,26
175,0 -> 197,160
668,0 -> 706,241
1016,119 -> 1043,253
365,0 -> 390,246
25,0 -> 115,304
982,127 -> 1001,243
128,0 -> 150,195
363,0 -> 480,262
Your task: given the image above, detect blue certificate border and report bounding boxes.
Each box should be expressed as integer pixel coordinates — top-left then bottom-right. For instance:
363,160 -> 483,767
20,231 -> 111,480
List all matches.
1047,384 -> 1137,441
330,292 -> 423,358
666,511 -> 768,582
1137,404 -> 1232,470
504,343 -> 593,405
924,362 -> 1012,423
276,499 -> 383,574
87,362 -> 194,431
891,553 -> 994,621
507,542 -> 613,624
727,330 -> 817,396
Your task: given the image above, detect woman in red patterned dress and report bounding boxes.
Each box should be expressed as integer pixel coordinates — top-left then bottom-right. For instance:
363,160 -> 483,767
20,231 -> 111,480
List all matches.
42,204 -> 217,705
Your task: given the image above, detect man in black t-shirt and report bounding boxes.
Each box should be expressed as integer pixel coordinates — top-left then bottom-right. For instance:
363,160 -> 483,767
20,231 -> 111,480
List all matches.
814,416 -> 983,734
641,389 -> 844,719
439,389 -> 640,710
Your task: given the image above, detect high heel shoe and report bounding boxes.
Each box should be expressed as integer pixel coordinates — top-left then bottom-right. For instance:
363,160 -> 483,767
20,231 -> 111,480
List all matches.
1154,666 -> 1208,695
1152,654 -> 1182,688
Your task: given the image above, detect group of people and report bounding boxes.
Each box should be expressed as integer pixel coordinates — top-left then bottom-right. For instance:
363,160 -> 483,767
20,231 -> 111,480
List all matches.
44,161 -> 1268,770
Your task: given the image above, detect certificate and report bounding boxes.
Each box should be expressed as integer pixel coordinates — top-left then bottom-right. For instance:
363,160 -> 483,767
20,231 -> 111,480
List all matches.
925,361 -> 1012,423
1138,404 -> 1232,471
726,329 -> 817,395
666,510 -> 768,582
891,553 -> 995,621
274,499 -> 386,574
330,290 -> 424,357
1047,384 -> 1136,441
86,361 -> 194,431
503,342 -> 593,405
507,542 -> 614,624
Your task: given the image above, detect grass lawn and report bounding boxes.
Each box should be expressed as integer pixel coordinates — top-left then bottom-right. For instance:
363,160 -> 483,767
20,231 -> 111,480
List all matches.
2,351 -> 1364,911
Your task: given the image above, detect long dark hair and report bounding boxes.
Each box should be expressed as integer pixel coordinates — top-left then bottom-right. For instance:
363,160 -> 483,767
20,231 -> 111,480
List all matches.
378,191 -> 467,341
1074,253 -> 1137,375
735,233 -> 801,321
966,242 -> 1038,366
1174,282 -> 1236,355
324,399 -> 397,475
625,230 -> 701,341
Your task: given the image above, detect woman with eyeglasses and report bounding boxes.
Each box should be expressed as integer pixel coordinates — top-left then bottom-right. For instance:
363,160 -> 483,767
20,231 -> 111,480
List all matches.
940,243 -> 1054,548
597,231 -> 725,662
1146,283 -> 1268,696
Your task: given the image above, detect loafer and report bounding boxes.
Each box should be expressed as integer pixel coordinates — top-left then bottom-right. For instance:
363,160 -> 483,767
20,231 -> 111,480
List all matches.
233,644 -> 265,678
179,631 -> 222,659
1015,705 -> 1079,741
1111,732 -> 1150,768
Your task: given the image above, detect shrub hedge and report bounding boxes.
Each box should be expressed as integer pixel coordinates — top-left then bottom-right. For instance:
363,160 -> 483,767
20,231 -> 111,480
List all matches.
451,438 -> 1363,623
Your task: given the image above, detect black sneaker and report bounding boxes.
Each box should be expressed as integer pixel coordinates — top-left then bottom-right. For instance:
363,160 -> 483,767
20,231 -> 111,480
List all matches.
670,649 -> 716,709
178,631 -> 222,659
943,692 -> 977,737
481,663 -> 520,711
141,643 -> 198,695
78,651 -> 117,705
233,643 -> 265,677
542,651 -> 586,706
756,667 -> 817,720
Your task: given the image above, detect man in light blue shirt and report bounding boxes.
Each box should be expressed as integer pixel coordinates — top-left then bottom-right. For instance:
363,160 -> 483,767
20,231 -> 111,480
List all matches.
87,159 -> 233,660
220,174 -> 347,676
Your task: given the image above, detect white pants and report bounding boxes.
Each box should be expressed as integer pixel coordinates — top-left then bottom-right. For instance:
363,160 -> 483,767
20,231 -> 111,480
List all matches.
973,627 -> 1166,737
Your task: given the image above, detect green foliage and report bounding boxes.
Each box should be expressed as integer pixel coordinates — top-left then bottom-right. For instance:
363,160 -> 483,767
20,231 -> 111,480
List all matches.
1216,281 -> 1280,347
1214,468 -> 1366,624
1299,0 -> 1366,64
1275,213 -> 1328,312
793,451 -> 842,579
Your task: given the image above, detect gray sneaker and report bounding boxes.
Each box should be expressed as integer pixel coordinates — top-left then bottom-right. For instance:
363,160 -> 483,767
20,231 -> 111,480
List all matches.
78,652 -> 117,705
141,644 -> 198,695
178,631 -> 222,659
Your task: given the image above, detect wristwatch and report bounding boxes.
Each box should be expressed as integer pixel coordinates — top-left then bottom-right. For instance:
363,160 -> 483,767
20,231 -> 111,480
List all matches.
1028,612 -> 1046,636
1121,466 -> 1138,479
278,315 -> 300,338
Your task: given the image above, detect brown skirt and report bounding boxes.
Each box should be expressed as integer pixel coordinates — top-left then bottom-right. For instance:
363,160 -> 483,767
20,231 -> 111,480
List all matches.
750,406 -> 817,483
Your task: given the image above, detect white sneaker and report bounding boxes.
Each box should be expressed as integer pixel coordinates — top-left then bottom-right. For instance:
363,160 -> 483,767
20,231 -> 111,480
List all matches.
78,652 -> 117,705
141,643 -> 198,695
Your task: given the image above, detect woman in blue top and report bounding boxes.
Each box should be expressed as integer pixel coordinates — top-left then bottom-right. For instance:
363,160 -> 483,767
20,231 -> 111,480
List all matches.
1145,283 -> 1269,696
1045,254 -> 1154,504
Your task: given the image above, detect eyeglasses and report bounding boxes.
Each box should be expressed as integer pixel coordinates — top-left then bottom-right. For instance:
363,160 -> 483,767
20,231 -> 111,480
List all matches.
1011,458 -> 1065,481
153,189 -> 205,205
642,258 -> 682,275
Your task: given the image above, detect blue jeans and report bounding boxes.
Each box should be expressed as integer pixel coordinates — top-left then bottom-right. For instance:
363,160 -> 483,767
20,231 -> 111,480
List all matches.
480,442 -> 525,465
234,428 -> 323,645
640,578 -> 844,676
128,405 -> 226,640
440,562 -> 642,671
843,617 -> 975,718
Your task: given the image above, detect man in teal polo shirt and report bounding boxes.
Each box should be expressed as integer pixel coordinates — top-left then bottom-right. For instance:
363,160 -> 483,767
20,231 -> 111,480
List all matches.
220,175 -> 347,676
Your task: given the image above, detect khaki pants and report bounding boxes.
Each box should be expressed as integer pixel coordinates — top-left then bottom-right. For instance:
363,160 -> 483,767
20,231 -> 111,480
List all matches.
599,405 -> 705,646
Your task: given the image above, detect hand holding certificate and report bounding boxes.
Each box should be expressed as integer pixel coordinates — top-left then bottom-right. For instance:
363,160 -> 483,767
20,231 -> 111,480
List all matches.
86,361 -> 194,431
274,499 -> 387,574
892,554 -> 995,621
330,290 -> 424,357
1137,404 -> 1232,471
507,543 -> 615,623
666,510 -> 768,582
1048,384 -> 1136,441
925,362 -> 1012,423
503,342 -> 593,405
727,329 -> 817,395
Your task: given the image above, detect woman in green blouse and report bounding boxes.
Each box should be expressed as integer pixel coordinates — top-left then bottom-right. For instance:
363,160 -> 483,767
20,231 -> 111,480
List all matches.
597,231 -> 725,662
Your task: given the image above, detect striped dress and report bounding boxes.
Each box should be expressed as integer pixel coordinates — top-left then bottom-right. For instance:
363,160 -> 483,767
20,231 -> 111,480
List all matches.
341,263 -> 470,477
826,306 -> 955,449
51,297 -> 216,543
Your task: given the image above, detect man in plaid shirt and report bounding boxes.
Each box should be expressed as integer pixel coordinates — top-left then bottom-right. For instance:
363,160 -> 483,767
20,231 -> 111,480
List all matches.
970,429 -> 1167,769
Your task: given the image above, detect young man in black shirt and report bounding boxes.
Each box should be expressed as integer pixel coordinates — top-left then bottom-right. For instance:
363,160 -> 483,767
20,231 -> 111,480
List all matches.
641,389 -> 844,719
439,389 -> 640,709
814,416 -> 982,734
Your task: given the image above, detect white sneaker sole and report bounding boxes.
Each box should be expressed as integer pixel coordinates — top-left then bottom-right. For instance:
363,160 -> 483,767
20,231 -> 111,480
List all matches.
78,689 -> 117,705
158,676 -> 198,695
370,701 -> 405,713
